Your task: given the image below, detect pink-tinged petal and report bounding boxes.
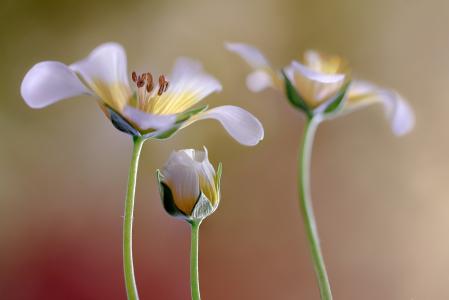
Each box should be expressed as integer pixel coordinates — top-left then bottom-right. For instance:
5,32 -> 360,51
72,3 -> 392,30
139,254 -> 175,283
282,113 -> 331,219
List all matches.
122,106 -> 177,131
225,42 -> 270,69
21,61 -> 91,109
70,42 -> 129,87
186,105 -> 264,146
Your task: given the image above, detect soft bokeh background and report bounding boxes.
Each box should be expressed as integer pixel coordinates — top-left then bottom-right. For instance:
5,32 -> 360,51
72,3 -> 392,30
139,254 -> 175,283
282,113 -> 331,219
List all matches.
1,0 -> 448,299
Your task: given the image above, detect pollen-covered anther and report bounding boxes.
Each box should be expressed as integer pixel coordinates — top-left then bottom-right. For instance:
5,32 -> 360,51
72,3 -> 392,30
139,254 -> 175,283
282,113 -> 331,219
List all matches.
146,73 -> 154,93
158,75 -> 169,96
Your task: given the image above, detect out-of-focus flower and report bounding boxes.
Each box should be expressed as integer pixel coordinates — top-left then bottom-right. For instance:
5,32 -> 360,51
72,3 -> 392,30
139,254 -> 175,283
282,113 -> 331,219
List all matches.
21,43 -> 264,145
156,147 -> 221,222
226,42 -> 414,135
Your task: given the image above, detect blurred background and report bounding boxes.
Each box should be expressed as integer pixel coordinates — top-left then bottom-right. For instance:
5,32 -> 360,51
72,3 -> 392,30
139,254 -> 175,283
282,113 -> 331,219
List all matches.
1,0 -> 448,299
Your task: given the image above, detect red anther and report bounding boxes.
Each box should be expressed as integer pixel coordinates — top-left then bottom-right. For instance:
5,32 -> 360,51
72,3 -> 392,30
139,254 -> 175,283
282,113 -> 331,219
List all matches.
132,71 -> 137,82
157,75 -> 170,95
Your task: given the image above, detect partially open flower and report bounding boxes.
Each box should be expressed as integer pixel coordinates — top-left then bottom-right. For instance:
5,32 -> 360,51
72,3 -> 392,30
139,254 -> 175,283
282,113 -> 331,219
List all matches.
226,42 -> 414,135
21,43 -> 264,145
156,148 -> 221,222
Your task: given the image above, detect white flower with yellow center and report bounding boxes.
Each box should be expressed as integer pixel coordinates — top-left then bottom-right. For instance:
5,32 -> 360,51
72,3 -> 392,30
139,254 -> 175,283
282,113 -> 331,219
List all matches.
156,147 -> 221,221
226,42 -> 414,135
21,42 -> 264,145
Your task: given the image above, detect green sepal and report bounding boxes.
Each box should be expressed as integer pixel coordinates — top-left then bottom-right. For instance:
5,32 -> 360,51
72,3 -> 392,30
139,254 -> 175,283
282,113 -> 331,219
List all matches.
153,104 -> 209,140
152,125 -> 181,140
321,81 -> 351,115
281,70 -> 313,119
156,170 -> 187,218
176,104 -> 209,123
215,162 -> 222,193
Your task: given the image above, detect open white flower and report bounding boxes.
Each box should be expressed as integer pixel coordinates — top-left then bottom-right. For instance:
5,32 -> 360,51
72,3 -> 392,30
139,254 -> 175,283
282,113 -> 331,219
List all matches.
156,147 -> 221,221
21,42 -> 264,145
226,42 -> 414,136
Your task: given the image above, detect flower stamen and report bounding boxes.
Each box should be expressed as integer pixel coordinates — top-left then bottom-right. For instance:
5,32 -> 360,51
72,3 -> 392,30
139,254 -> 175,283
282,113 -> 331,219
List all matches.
146,73 -> 154,93
158,75 -> 169,96
130,71 -> 170,112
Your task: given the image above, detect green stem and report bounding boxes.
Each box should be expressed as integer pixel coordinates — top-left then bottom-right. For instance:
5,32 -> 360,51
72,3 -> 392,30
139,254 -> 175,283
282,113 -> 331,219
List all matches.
123,136 -> 145,300
190,220 -> 202,300
298,117 -> 333,300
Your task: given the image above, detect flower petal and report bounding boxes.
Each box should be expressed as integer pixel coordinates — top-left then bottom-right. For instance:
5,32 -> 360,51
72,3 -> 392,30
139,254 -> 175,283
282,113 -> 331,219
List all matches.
70,42 -> 129,86
122,106 -> 177,131
291,61 -> 346,84
346,80 -> 415,136
162,160 -> 200,215
225,42 -> 270,69
21,61 -> 90,109
149,58 -> 222,115
185,105 -> 264,146
246,70 -> 274,92
290,60 -> 346,107
303,50 -> 347,74
380,90 -> 415,136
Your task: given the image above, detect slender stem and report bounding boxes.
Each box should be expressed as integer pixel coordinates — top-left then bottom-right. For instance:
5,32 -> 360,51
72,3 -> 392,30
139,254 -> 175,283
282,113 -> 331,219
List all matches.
123,136 -> 145,300
298,117 -> 333,300
190,220 -> 202,300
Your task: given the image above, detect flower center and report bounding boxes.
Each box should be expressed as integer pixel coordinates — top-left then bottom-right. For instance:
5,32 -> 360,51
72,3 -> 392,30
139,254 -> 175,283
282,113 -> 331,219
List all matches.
131,71 -> 170,112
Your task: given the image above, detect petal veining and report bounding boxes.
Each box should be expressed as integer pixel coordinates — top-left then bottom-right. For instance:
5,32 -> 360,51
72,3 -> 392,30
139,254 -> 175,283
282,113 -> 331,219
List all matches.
148,58 -> 222,115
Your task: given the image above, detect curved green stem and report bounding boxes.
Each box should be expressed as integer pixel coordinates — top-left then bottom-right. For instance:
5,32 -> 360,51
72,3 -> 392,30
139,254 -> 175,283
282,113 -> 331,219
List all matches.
298,117 -> 332,300
190,220 -> 202,300
123,136 -> 145,300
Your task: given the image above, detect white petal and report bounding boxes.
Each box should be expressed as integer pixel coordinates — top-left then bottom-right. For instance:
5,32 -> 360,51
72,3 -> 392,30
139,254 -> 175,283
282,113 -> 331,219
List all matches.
347,81 -> 415,136
246,70 -> 273,92
291,61 -> 345,84
150,57 -> 222,115
21,61 -> 90,109
303,50 -> 323,70
162,162 -> 199,214
70,42 -> 129,87
122,106 -> 177,131
225,42 -> 270,69
167,148 -> 217,207
170,57 -> 222,95
191,147 -> 216,186
380,91 -> 415,136
186,105 -> 264,146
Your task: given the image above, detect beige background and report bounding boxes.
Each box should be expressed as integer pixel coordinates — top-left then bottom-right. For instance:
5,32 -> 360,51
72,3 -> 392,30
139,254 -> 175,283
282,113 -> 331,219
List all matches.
1,0 -> 448,299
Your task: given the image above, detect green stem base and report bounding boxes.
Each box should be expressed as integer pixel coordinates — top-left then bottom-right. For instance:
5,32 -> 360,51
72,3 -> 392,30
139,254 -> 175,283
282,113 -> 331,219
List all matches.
190,220 -> 202,300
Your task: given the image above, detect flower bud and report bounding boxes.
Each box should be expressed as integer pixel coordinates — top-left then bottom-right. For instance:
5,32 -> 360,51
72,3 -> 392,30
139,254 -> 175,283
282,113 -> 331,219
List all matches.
156,147 -> 222,222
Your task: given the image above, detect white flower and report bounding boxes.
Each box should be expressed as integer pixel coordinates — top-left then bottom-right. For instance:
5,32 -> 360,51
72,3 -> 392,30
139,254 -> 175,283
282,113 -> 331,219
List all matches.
21,42 -> 264,145
156,147 -> 221,221
226,42 -> 414,136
